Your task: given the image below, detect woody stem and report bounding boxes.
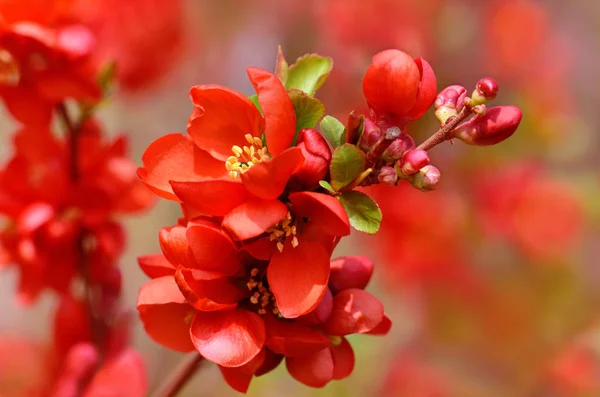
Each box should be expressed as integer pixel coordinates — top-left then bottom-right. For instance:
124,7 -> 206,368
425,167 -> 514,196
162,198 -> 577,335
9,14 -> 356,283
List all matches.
152,353 -> 203,397
57,103 -> 103,388
416,107 -> 471,151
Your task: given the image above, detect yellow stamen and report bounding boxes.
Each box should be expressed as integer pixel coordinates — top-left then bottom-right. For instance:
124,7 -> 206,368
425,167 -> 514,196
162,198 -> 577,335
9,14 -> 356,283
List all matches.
225,134 -> 269,179
266,212 -> 299,252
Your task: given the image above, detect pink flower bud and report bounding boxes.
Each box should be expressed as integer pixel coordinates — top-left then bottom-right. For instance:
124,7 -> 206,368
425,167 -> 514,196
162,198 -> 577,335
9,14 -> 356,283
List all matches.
381,134 -> 415,163
471,77 -> 499,106
358,117 -> 383,151
434,85 -> 466,124
292,128 -> 332,189
329,256 -> 374,294
452,106 -> 522,146
477,78 -> 499,99
378,166 -> 397,186
398,149 -> 430,176
410,165 -> 440,191
362,49 -> 437,126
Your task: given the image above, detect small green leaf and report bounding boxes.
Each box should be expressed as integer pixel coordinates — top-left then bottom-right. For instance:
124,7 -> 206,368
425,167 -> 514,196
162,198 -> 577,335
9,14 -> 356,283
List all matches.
97,61 -> 117,93
320,115 -> 346,147
319,180 -> 336,193
338,191 -> 382,234
289,89 -> 325,143
285,54 -> 333,96
330,144 -> 366,191
248,94 -> 263,116
275,45 -> 289,83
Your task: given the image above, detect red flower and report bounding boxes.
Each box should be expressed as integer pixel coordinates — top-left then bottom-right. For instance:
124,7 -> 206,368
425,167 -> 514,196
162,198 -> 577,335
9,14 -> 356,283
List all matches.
362,49 -> 437,127
0,122 -> 154,302
137,225 -> 390,392
0,4 -> 101,125
139,67 -> 349,249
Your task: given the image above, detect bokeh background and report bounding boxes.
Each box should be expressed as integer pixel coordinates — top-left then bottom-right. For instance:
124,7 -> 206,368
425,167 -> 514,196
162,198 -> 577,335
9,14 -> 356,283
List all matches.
2,0 -> 600,395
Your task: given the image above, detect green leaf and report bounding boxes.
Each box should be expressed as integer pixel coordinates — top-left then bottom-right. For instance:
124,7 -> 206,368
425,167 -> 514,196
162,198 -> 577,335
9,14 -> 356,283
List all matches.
248,94 -> 263,116
338,191 -> 382,234
289,89 -> 325,143
319,180 -> 336,193
97,61 -> 117,93
320,115 -> 346,147
330,144 -> 366,191
285,54 -> 333,96
275,45 -> 289,83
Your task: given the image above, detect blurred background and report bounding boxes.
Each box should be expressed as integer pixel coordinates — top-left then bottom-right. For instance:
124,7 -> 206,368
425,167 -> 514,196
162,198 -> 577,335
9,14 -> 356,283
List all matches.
1,0 -> 600,395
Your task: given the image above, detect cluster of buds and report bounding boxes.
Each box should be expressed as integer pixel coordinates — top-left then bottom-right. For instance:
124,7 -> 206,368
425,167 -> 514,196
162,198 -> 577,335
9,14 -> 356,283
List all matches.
343,50 -> 523,192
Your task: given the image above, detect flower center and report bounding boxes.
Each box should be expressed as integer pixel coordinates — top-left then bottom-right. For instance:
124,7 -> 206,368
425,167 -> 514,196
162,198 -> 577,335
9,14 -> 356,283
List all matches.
246,268 -> 279,315
266,212 -> 298,252
225,134 -> 268,180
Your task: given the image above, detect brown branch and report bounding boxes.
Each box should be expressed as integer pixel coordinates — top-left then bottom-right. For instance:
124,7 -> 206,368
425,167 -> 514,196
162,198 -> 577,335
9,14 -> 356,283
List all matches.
151,353 -> 204,397
416,107 -> 471,151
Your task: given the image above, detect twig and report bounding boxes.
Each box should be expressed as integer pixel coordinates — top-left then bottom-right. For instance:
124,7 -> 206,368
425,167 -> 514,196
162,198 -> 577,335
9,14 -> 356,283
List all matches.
151,353 -> 204,397
416,107 -> 471,151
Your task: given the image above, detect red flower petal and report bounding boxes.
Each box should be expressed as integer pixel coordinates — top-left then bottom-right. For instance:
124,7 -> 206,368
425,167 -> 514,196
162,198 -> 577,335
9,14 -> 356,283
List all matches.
268,241 -> 330,318
407,57 -> 437,121
242,237 -> 277,261
297,287 -> 333,326
138,133 -> 225,201
323,288 -> 384,336
222,198 -> 288,241
159,225 -> 197,269
366,315 -> 392,336
188,85 -> 264,160
137,277 -> 195,352
329,256 -> 374,293
286,347 -> 334,388
174,267 -> 246,312
84,348 -> 148,397
186,220 -> 241,275
289,191 -> 350,237
331,338 -> 355,380
241,147 -> 304,200
219,349 -> 265,393
138,254 -> 175,279
247,67 -> 296,156
255,349 -> 284,376
264,315 -> 330,357
189,309 -> 266,367
170,180 -> 249,216
0,86 -> 53,127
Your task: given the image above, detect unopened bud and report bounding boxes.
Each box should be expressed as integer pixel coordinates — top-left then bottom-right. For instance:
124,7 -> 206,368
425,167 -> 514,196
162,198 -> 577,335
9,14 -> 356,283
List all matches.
397,149 -> 430,176
410,165 -> 440,191
452,106 -> 522,146
381,134 -> 415,162
378,166 -> 397,186
293,128 -> 332,189
471,77 -> 499,106
358,118 -> 383,151
329,256 -> 374,294
434,85 -> 467,125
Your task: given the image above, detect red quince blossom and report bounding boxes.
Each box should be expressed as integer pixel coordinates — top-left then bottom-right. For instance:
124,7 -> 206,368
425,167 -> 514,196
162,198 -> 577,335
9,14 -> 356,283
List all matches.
139,67 -> 349,250
137,224 -> 389,392
0,2 -> 101,126
362,49 -> 437,128
0,121 -> 154,303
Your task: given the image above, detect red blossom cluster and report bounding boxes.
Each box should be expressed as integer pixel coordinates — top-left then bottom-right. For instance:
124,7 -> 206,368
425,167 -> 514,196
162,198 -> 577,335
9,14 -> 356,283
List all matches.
136,47 -> 521,393
0,0 -> 179,395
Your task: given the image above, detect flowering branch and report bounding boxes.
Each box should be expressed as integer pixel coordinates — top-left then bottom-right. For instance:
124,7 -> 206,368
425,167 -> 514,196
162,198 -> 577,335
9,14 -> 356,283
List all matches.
151,353 -> 203,397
